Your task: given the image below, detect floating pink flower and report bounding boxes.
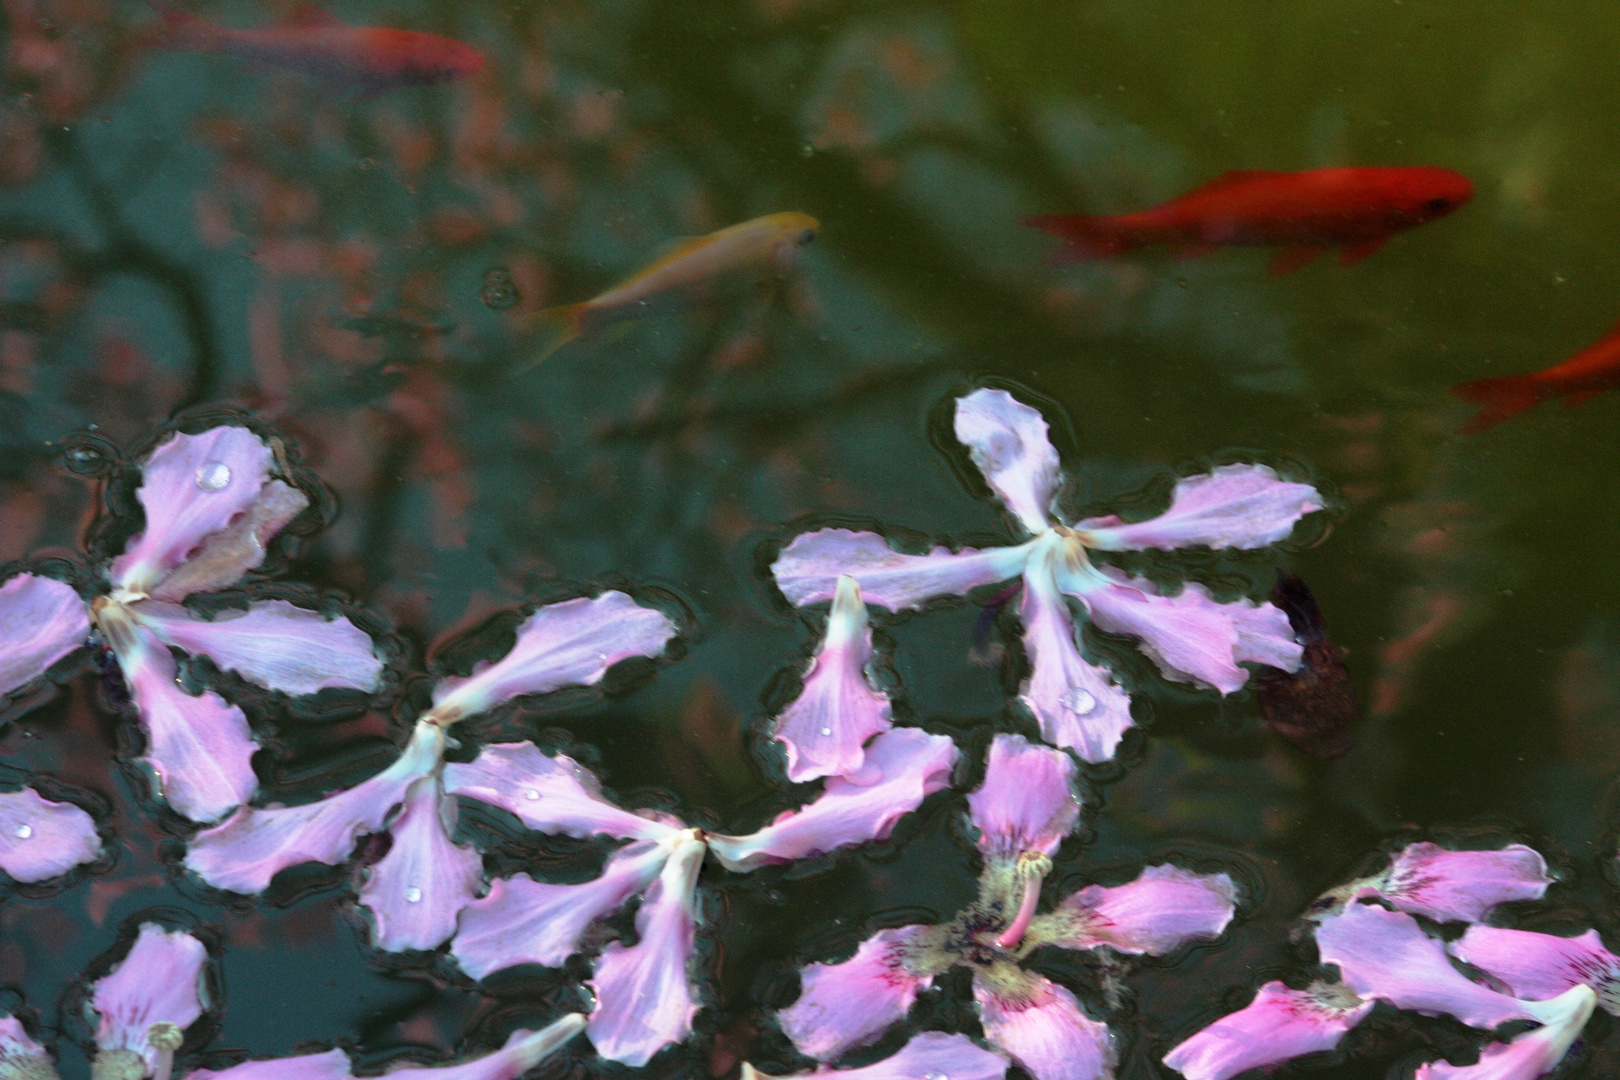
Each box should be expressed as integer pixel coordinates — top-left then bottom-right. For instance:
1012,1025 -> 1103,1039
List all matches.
1167,840 -> 1596,1080
185,588 -> 682,961
775,734 -> 1235,1080
0,424 -> 384,823
447,726 -> 957,1065
773,388 -> 1321,762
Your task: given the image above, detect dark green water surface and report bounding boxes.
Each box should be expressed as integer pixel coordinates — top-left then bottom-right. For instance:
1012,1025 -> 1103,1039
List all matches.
4,1 -> 1620,1077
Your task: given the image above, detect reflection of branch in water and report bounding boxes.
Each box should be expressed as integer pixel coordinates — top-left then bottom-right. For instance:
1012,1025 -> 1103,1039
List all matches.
45,128 -> 220,409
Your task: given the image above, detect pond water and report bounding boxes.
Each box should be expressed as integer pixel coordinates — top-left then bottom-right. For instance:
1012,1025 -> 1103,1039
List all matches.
3,0 -> 1620,1078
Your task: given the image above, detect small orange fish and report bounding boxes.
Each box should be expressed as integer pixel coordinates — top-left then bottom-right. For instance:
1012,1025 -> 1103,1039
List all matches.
1025,166 -> 1473,275
527,212 -> 819,363
146,2 -> 484,90
1454,318 -> 1620,432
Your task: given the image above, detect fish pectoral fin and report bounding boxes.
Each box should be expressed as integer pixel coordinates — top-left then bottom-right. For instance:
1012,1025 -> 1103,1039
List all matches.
1338,235 -> 1391,266
1182,169 -> 1284,197
1562,387 -> 1606,408
1267,245 -> 1327,276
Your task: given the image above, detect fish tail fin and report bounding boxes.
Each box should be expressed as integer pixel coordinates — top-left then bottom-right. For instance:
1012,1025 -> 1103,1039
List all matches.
516,303 -> 585,371
1021,214 -> 1137,261
1451,374 -> 1548,433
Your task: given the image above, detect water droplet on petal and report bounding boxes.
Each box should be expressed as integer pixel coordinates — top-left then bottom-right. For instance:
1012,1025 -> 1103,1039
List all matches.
404,886 -> 422,903
819,727 -> 832,736
1062,689 -> 1096,715
524,789 -> 541,801
925,1072 -> 948,1080
13,824 -> 32,839
196,461 -> 232,491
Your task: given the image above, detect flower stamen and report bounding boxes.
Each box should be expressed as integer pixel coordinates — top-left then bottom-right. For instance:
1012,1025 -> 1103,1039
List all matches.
996,850 -> 1053,950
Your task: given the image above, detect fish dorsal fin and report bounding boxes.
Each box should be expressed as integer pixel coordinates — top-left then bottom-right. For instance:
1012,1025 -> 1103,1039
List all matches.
280,5 -> 343,28
1183,170 -> 1284,197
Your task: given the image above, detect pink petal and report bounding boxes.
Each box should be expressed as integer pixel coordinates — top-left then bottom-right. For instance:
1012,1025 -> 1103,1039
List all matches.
111,427 -> 277,597
379,1015 -> 587,1080
1018,547 -> 1133,763
91,923 -> 207,1073
1161,980 -> 1373,1080
452,840 -> 670,979
586,834 -> 706,1066
1314,903 -> 1537,1029
428,592 -> 678,725
1068,570 -> 1301,694
773,575 -> 893,783
131,599 -> 381,696
147,479 -> 309,602
967,733 -> 1080,860
1344,843 -> 1553,925
0,1014 -> 53,1078
186,1017 -> 587,1080
773,529 -> 1034,611
1076,464 -> 1322,552
357,776 -> 483,952
0,572 -> 87,698
756,1032 -> 1008,1080
187,1049 -> 354,1080
0,786 -> 100,883
107,613 -> 260,823
1450,927 -> 1620,1012
1033,864 -> 1236,955
1415,984 -> 1595,1080
779,925 -> 936,1061
184,721 -> 444,894
707,728 -> 957,872
443,742 -> 679,843
973,973 -> 1114,1080
953,388 -> 1061,536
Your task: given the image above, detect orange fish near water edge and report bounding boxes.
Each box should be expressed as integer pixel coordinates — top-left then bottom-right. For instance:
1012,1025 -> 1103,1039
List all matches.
145,2 -> 484,90
525,211 -> 820,365
1453,318 -> 1620,432
1024,166 -> 1473,275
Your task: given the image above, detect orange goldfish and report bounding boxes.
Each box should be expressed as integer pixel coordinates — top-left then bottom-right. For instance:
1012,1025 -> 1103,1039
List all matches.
1025,166 -> 1473,275
528,211 -> 819,363
146,2 -> 484,90
1454,318 -> 1620,432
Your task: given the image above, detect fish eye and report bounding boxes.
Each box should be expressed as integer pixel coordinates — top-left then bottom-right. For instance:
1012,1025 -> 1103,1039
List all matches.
1424,197 -> 1451,212
797,228 -> 816,246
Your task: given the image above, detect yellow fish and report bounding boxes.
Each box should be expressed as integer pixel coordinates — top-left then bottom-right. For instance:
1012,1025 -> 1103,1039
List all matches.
528,211 -> 819,362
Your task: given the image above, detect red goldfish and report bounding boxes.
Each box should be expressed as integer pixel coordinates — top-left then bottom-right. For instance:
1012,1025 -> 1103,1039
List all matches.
1454,318 -> 1620,432
146,2 -> 484,90
1025,166 -> 1473,275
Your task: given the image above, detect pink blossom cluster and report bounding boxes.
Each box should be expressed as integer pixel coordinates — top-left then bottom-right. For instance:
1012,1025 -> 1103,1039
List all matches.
1164,840 -> 1619,1080
770,387 -> 1324,768
772,732 -> 1237,1080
